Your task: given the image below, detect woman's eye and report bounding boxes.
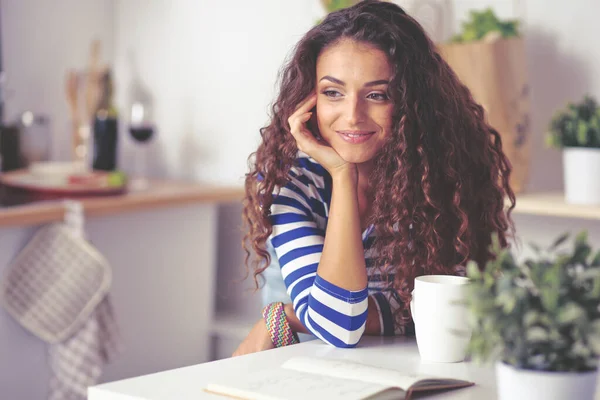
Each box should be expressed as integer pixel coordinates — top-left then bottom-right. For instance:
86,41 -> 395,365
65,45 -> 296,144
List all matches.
367,92 -> 388,101
322,90 -> 342,98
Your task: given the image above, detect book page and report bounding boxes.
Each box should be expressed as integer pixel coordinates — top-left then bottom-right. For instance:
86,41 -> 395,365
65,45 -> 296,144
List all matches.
205,368 -> 396,400
281,357 -> 432,390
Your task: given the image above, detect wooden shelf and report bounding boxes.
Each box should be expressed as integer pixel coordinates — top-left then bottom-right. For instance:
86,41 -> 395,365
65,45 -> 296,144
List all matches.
513,192 -> 600,220
0,181 -> 245,227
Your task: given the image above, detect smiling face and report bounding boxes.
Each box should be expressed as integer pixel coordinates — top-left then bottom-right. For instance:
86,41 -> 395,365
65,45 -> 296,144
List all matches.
314,39 -> 394,166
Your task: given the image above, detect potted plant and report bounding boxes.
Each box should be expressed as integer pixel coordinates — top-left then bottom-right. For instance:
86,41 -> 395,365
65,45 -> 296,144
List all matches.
437,8 -> 531,194
320,0 -> 359,12
450,8 -> 519,43
547,95 -> 600,205
465,232 -> 600,400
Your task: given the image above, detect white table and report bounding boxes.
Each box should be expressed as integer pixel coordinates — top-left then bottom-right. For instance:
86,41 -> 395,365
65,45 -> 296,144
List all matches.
89,336 -> 498,399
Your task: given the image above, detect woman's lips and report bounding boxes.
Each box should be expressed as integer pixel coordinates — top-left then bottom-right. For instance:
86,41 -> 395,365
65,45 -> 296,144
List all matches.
336,130 -> 376,144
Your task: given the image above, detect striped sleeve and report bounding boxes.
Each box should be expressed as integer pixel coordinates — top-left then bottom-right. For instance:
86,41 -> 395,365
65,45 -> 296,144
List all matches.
268,159 -> 368,348
369,281 -> 415,336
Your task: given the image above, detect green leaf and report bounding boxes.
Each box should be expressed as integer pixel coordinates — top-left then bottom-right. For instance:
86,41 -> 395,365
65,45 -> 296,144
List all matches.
523,311 -> 539,327
549,232 -> 569,251
452,8 -> 519,44
526,327 -> 549,342
577,120 -> 589,144
580,268 -> 600,281
591,250 -> 600,267
529,242 -> 542,254
590,320 -> 600,335
557,303 -> 586,325
575,231 -> 589,247
570,341 -> 592,359
540,287 -> 560,312
545,132 -> 560,148
590,275 -> 600,298
466,260 -> 481,279
490,232 -> 502,253
572,245 -> 592,265
495,291 -> 517,313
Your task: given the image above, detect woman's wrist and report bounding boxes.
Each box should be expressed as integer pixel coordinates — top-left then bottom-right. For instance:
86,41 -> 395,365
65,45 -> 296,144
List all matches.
262,302 -> 299,347
330,163 -> 358,187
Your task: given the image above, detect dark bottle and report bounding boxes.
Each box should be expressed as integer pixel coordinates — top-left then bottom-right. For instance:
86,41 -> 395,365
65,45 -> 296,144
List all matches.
0,69 -> 23,172
92,70 -> 118,171
93,112 -> 118,171
0,124 -> 22,172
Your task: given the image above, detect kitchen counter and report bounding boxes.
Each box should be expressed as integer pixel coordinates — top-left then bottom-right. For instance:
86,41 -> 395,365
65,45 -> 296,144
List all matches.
0,181 -> 244,227
0,180 -> 246,399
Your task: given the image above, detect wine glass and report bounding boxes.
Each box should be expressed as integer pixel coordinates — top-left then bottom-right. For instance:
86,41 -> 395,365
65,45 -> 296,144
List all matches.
128,101 -> 155,190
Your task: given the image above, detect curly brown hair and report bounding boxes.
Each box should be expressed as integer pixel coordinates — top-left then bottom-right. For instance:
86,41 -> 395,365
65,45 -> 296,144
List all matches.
242,0 -> 515,328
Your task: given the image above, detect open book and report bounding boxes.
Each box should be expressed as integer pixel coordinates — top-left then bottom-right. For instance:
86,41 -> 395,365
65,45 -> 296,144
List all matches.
205,356 -> 474,400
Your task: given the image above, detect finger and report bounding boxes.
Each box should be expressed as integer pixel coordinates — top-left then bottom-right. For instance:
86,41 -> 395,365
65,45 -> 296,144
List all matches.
289,112 -> 313,138
290,116 -> 322,154
293,92 -> 317,112
289,113 -> 317,148
291,93 -> 317,119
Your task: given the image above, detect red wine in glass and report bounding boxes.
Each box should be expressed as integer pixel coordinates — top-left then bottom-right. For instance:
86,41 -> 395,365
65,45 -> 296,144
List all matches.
129,124 -> 155,143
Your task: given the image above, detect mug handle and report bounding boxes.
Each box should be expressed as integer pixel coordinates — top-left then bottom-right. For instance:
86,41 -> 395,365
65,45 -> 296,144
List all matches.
410,289 -> 417,324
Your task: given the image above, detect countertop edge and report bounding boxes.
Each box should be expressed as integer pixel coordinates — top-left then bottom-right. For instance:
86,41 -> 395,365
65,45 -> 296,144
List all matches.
0,182 -> 245,228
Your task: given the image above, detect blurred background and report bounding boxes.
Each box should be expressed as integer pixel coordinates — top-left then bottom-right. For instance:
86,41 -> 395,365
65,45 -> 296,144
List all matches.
1,0 -> 600,399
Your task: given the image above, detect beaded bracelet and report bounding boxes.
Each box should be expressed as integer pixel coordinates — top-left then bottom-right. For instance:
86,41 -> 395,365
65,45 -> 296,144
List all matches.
262,302 -> 299,348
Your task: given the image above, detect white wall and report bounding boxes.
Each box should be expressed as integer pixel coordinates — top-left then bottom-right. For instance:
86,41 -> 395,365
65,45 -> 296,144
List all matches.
112,0 -> 324,185
523,0 -> 600,192
1,0 -> 115,161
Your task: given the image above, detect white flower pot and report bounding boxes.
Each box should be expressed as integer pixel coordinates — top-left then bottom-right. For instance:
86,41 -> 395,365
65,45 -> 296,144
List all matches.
563,148 -> 600,205
496,362 -> 598,400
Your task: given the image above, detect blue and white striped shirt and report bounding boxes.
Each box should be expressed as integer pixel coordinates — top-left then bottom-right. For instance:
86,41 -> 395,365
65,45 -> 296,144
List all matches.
268,152 -> 408,348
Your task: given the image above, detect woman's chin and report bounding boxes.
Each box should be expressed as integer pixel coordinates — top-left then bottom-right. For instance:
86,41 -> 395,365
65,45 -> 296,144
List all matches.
336,148 -> 376,165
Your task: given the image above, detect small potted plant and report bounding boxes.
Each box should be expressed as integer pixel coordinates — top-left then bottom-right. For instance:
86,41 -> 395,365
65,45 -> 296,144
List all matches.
450,8 -> 519,43
438,8 -> 531,194
547,95 -> 600,205
465,232 -> 600,400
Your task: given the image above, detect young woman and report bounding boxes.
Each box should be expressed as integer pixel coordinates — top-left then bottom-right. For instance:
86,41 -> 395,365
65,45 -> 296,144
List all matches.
234,0 -> 514,356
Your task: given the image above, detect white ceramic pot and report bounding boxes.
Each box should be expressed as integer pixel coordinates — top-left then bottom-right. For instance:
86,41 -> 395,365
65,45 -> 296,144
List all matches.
496,362 -> 598,400
563,148 -> 600,205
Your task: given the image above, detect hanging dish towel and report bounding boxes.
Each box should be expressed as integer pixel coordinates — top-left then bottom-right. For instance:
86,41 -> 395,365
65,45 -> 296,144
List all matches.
0,201 -> 121,399
48,295 -> 121,400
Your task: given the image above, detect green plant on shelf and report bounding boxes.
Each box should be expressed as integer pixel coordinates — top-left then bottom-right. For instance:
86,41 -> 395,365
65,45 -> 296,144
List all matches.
320,0 -> 360,13
316,0 -> 360,24
464,231 -> 600,372
547,95 -> 600,149
451,8 -> 519,43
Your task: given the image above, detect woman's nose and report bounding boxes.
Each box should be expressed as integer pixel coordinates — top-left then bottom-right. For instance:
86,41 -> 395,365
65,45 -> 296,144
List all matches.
345,96 -> 367,125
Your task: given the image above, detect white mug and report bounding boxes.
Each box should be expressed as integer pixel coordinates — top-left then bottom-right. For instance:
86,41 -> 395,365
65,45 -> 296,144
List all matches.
410,275 -> 471,363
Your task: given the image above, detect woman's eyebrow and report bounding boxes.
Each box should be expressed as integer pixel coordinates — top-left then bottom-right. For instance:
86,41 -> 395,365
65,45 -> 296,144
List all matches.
318,75 -> 389,87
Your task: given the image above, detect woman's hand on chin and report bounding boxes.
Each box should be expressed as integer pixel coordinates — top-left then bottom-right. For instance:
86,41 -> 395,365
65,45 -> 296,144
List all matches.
288,93 -> 356,180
